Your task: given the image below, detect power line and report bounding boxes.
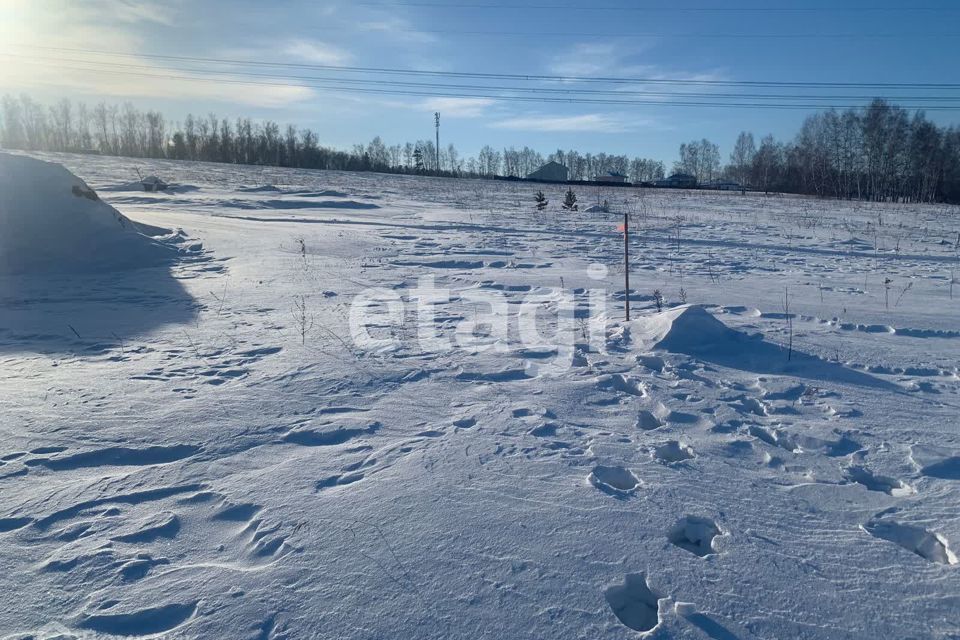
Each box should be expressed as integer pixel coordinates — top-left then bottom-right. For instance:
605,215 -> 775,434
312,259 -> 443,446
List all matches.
290,26 -> 960,39
10,45 -> 960,90
8,54 -> 960,103
11,59 -> 960,111
355,1 -> 960,11
360,29 -> 957,40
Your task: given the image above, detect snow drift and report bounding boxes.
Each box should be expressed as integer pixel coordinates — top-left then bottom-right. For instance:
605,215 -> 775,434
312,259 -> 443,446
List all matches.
629,305 -> 745,354
0,153 -> 177,275
629,305 -> 893,388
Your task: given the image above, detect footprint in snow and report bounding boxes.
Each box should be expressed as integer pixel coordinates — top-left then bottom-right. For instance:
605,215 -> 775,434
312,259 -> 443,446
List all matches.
862,518 -> 958,565
636,410 -> 663,430
596,373 -> 646,397
910,445 -> 960,480
589,465 -> 641,496
604,573 -> 664,634
843,465 -> 914,497
921,456 -> 960,480
652,441 -> 695,464
668,516 -> 723,557
636,401 -> 669,431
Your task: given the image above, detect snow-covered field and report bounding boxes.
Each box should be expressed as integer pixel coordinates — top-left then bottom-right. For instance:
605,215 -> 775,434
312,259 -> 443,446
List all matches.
2,151 -> 960,639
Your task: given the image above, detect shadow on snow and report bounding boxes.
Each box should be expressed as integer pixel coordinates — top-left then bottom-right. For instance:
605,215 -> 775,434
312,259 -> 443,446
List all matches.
0,262 -> 202,355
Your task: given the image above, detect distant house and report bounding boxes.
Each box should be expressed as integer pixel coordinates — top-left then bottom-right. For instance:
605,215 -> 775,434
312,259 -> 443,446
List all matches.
527,161 -> 569,183
655,173 -> 698,189
594,171 -> 628,184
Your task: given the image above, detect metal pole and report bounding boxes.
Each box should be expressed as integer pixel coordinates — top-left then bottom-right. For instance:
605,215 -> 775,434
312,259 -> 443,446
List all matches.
624,210 -> 630,321
434,112 -> 440,175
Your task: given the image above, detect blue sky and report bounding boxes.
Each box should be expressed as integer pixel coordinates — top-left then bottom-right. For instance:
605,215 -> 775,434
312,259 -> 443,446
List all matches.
1,0 -> 958,165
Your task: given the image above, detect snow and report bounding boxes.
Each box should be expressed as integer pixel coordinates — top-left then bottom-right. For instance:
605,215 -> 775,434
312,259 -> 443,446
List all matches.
0,153 -> 178,275
140,176 -> 168,192
2,151 -> 960,639
630,304 -> 744,353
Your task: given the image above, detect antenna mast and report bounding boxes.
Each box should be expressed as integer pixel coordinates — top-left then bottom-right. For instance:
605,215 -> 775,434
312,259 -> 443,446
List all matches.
434,112 -> 440,175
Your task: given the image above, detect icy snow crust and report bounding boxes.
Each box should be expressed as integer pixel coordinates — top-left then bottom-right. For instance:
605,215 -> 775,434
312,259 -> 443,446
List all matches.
2,152 -> 960,638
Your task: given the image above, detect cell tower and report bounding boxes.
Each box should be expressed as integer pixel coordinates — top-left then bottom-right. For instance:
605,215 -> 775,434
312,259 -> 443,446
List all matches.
434,112 -> 440,174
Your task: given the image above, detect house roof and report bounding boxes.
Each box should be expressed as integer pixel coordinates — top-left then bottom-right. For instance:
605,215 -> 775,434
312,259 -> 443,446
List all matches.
527,161 -> 569,180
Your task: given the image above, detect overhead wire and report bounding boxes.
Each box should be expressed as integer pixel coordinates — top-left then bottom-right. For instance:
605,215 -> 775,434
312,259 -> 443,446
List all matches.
9,45 -> 960,90
353,1 -> 960,11
6,54 -> 960,104
9,58 -> 960,111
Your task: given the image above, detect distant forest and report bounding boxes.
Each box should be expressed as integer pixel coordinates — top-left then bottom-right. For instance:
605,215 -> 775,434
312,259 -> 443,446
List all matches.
1,94 -> 958,203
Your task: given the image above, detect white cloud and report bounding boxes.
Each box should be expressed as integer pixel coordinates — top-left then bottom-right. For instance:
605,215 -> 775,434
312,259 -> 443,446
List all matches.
547,41 -> 727,89
3,57 -> 315,109
490,113 -> 641,133
283,39 -> 353,65
0,4 -> 316,109
420,97 -> 495,118
98,0 -> 179,26
549,43 -> 628,77
356,15 -> 438,45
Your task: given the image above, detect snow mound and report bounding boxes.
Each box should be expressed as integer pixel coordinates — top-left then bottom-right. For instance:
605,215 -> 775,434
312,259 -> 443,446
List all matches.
631,305 -> 743,354
238,184 -> 281,193
100,179 -> 197,193
140,175 -> 168,192
0,153 -> 178,275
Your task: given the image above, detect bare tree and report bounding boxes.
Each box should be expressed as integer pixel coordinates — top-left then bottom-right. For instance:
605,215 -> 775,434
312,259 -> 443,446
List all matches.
728,132 -> 756,185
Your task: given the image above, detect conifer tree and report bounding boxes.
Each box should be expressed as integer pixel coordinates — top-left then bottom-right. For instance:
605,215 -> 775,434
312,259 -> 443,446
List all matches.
535,190 -> 548,211
413,146 -> 424,173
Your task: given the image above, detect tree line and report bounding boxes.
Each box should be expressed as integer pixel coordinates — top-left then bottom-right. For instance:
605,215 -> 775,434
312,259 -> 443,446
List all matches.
0,94 -> 664,184
674,100 -> 960,203
1,94 -> 958,202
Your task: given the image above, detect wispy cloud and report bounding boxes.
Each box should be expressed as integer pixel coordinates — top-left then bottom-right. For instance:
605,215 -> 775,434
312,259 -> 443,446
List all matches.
420,97 -> 495,118
0,3 -> 315,109
550,43 -> 627,77
549,42 -> 656,78
99,0 -> 179,26
355,14 -> 438,45
3,58 -> 315,109
547,41 -> 727,87
490,113 -> 651,133
283,39 -> 353,66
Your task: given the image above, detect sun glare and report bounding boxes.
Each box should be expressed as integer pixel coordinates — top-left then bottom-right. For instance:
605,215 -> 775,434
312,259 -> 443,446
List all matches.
0,2 -> 36,50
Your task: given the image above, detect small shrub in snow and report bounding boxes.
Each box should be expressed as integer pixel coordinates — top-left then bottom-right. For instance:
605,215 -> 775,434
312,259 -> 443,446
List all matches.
292,294 -> 314,345
562,189 -> 578,211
